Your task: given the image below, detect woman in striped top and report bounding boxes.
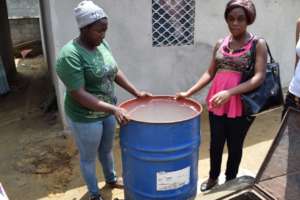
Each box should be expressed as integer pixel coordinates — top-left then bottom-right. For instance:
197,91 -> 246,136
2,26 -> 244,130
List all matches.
176,0 -> 267,191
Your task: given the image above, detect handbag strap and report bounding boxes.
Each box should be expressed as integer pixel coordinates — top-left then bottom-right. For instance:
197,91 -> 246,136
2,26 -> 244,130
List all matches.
251,37 -> 275,64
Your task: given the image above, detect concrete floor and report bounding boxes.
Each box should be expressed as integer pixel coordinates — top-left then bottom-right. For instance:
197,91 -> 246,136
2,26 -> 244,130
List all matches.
0,57 -> 282,200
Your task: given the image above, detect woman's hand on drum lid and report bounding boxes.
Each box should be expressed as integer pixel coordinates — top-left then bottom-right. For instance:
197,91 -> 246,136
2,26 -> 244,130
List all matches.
136,91 -> 152,98
113,107 -> 130,125
175,91 -> 190,99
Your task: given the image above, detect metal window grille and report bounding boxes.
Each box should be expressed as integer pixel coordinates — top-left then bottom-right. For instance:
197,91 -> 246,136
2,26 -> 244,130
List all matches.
152,0 -> 195,47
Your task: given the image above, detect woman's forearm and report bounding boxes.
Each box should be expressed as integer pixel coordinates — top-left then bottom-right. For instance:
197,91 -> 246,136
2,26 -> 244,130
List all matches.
115,70 -> 139,97
186,72 -> 214,96
186,45 -> 218,97
70,88 -> 117,113
227,73 -> 265,96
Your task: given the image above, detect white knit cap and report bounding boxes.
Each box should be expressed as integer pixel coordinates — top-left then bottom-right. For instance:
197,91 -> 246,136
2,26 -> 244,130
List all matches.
74,0 -> 107,28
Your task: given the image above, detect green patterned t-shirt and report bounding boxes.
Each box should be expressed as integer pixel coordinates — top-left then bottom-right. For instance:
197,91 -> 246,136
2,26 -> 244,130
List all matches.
56,40 -> 118,122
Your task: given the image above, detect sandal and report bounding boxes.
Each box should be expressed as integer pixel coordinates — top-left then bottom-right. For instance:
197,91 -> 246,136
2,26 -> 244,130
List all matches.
200,178 -> 218,192
106,177 -> 124,189
90,194 -> 104,200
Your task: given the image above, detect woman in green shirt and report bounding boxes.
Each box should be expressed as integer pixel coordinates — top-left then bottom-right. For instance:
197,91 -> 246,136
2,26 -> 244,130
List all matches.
56,1 -> 150,200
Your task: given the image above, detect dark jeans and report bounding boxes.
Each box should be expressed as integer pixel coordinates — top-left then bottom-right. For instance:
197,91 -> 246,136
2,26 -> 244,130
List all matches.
208,112 -> 255,181
282,91 -> 300,118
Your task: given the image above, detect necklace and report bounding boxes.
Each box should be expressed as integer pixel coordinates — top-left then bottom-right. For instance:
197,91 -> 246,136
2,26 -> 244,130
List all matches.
228,33 -> 252,53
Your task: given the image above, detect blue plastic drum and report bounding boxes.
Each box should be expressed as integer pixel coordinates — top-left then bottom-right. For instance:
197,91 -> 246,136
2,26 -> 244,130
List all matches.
119,96 -> 202,200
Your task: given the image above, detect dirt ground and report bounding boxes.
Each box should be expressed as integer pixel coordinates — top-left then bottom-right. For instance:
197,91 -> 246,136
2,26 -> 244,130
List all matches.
0,57 -> 282,200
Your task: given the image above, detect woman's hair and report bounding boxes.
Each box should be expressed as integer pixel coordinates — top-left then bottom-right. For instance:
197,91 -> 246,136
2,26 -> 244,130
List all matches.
224,0 -> 256,25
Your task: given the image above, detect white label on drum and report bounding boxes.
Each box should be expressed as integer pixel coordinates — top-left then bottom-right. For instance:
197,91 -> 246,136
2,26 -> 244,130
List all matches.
156,166 -> 190,191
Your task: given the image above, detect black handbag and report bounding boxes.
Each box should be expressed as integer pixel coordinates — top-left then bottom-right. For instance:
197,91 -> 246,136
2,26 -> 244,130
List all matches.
241,38 -> 284,116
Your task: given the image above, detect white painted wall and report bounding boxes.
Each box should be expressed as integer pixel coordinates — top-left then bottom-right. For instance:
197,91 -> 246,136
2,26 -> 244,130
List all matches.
7,0 -> 39,18
39,0 -> 300,127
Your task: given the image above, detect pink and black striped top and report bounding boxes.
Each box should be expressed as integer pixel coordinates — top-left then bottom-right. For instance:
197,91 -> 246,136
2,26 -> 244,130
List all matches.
206,34 -> 255,118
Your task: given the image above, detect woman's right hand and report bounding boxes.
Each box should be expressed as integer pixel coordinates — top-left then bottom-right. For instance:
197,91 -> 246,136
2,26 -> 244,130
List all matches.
113,107 -> 130,125
175,91 -> 190,99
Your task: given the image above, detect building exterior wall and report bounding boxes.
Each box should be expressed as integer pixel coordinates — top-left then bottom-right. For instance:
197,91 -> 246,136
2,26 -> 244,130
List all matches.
6,0 -> 41,46
9,17 -> 41,46
7,0 -> 39,18
0,0 -> 16,80
39,0 -> 300,127
38,0 -> 67,129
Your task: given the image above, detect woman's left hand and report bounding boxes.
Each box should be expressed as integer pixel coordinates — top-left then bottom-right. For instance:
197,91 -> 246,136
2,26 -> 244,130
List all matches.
209,90 -> 231,108
136,91 -> 152,98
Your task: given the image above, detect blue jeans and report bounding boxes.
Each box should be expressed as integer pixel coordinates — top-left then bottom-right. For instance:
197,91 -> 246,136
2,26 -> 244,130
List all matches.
67,115 -> 117,196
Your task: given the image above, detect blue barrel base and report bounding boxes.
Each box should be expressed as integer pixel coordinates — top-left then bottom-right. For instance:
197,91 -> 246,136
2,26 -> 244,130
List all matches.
120,118 -> 201,200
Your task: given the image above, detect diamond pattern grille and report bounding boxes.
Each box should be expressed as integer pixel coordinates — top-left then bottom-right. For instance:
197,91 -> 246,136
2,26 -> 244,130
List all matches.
152,0 -> 195,47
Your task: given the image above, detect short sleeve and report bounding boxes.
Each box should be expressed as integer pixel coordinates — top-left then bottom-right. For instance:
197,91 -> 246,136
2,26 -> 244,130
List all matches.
56,55 -> 85,91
